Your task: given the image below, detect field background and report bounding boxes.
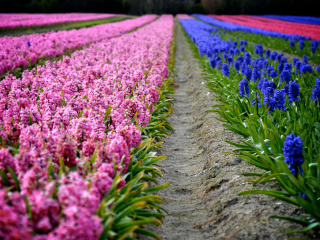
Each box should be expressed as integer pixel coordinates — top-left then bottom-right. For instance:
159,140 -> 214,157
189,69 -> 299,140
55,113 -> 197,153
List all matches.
0,0 -> 319,17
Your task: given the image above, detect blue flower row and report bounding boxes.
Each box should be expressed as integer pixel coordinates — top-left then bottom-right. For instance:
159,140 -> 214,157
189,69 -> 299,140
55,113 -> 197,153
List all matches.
260,15 -> 320,26
179,18 -> 319,178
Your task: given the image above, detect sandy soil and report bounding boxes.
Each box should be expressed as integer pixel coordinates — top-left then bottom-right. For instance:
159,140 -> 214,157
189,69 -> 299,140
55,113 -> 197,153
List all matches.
140,22 -> 317,240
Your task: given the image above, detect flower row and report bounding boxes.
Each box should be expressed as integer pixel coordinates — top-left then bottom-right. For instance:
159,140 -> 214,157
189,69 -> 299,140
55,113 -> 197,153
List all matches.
0,14 -> 174,240
192,14 -> 310,41
0,15 -> 157,76
176,14 -> 193,20
0,13 -> 123,29
211,15 -> 320,40
180,17 -> 320,235
261,15 -> 320,26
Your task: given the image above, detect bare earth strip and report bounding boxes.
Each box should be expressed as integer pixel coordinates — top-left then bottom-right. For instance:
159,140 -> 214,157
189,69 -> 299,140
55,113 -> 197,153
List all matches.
141,22 -> 316,240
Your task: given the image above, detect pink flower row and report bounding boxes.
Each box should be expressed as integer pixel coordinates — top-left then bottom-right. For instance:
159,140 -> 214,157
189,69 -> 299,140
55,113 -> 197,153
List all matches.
0,14 -> 174,240
210,14 -> 320,40
176,14 -> 193,20
0,15 -> 157,76
0,13 -> 124,29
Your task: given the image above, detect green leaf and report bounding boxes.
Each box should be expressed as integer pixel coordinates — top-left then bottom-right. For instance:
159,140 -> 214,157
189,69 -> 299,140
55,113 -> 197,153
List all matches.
284,222 -> 320,235
6,166 -> 20,192
260,173 -> 288,185
58,157 -> 66,178
119,218 -> 161,229
99,216 -> 115,240
28,113 -> 33,126
8,146 -> 19,154
269,215 -> 311,226
242,172 -> 263,177
143,184 -> 169,193
24,196 -> 33,220
103,106 -> 112,124
0,169 -> 11,187
46,160 -> 56,179
60,90 -> 66,107
113,202 -> 146,225
305,176 -> 320,192
239,190 -> 298,205
135,228 -> 162,240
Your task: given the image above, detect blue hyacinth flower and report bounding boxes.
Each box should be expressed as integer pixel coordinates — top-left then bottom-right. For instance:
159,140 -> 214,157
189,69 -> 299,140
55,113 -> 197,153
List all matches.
299,40 -> 305,50
289,39 -> 295,49
234,60 -> 240,72
284,63 -> 292,71
258,78 -> 266,90
210,58 -> 217,69
245,52 -> 251,65
252,67 -> 261,83
280,70 -> 291,84
278,63 -> 284,74
288,81 -> 300,102
265,49 -> 271,59
270,51 -> 278,61
283,133 -> 304,177
300,64 -> 313,75
262,80 -> 275,99
311,77 -> 320,103
221,63 -> 230,77
302,55 -> 309,64
270,70 -> 278,78
239,79 -> 250,97
245,66 -> 252,81
295,61 -> 302,75
274,89 -> 286,111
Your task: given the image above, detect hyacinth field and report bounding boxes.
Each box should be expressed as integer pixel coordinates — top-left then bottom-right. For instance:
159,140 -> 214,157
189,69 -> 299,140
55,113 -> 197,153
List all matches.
0,13 -> 124,29
1,12 -> 320,240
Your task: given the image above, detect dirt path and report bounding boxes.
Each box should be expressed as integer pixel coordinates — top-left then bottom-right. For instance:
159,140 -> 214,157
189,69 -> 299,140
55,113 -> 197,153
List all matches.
141,22 -> 316,240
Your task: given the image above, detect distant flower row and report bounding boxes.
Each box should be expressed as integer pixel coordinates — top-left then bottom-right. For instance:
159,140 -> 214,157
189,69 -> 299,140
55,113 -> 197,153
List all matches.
0,15 -> 157,76
0,14 -> 174,239
176,14 -> 193,20
210,15 -> 320,40
0,13 -> 123,29
261,15 -> 320,26
192,14 -> 311,41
